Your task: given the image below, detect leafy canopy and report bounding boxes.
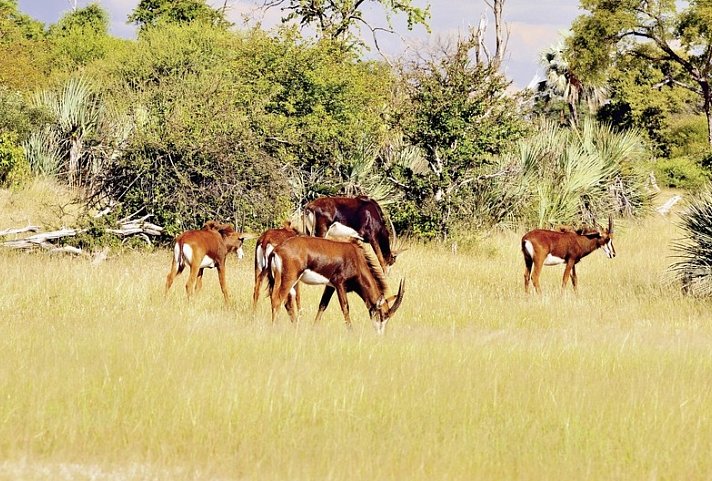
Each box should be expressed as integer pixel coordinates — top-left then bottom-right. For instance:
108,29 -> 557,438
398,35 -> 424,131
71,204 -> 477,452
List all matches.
128,0 -> 229,30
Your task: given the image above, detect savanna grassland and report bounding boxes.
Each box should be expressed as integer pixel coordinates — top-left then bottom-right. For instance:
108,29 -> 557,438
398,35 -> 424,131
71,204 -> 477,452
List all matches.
1,191 -> 712,481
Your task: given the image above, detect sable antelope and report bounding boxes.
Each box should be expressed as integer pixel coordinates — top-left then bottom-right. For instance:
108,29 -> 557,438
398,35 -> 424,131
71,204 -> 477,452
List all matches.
522,217 -> 615,293
303,196 -> 401,273
252,221 -> 365,313
165,221 -> 253,303
252,223 -> 300,311
268,236 -> 405,334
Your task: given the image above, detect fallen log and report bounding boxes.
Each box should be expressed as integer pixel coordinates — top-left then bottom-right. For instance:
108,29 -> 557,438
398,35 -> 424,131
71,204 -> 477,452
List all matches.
0,225 -> 41,237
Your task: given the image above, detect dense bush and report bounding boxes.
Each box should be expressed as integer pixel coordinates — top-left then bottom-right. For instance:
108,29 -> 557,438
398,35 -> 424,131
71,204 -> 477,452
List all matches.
0,131 -> 30,187
654,156 -> 709,191
388,35 -> 527,239
90,24 -> 392,236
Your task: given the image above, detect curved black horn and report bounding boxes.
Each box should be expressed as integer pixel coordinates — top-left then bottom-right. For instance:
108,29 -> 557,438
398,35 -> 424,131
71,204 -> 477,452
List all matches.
387,279 -> 405,317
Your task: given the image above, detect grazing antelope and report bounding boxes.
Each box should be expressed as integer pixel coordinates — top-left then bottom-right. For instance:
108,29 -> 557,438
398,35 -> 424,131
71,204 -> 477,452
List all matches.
165,221 -> 253,303
268,236 -> 405,334
522,217 -> 615,293
252,223 -> 300,312
304,196 -> 401,273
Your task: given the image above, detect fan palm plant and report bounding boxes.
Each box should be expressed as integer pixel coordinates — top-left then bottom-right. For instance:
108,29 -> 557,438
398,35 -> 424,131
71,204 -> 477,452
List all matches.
493,119 -> 652,228
537,42 -> 607,126
31,77 -> 101,186
671,189 -> 712,296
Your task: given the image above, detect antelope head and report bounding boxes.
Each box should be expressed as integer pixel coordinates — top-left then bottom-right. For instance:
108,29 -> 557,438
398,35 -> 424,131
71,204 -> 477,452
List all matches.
598,216 -> 616,259
370,279 -> 405,334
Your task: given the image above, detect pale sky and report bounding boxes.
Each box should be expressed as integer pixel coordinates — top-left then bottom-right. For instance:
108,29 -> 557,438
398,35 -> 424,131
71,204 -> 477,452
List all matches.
17,0 -> 583,88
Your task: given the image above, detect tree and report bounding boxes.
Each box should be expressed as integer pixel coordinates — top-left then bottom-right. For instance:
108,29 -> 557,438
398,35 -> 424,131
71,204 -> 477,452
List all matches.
128,0 -> 229,31
569,0 -> 712,146
260,0 -> 430,50
391,31 -> 526,238
596,52 -> 696,157
0,0 -> 50,90
48,3 -> 112,67
535,41 -> 607,127
0,0 -> 44,41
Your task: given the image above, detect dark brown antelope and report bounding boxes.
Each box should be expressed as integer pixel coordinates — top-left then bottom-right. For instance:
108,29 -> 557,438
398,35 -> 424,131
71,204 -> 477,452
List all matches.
252,223 -> 300,312
165,221 -> 254,303
268,236 -> 405,334
303,196 -> 401,273
521,217 -> 615,293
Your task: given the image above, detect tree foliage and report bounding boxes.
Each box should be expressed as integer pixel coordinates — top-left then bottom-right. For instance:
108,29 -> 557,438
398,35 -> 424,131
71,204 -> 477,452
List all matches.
128,0 -> 229,31
90,24 -> 391,235
47,3 -> 114,68
261,0 -> 430,50
390,34 -> 526,238
569,0 -> 712,146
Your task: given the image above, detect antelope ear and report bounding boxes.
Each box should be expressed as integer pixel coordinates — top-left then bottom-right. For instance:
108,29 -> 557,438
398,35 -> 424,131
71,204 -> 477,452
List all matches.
239,232 -> 258,241
392,247 -> 409,258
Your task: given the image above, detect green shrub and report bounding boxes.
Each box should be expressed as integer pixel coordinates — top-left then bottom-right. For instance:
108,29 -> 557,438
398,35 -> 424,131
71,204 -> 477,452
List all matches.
655,156 -> 709,191
671,188 -> 712,296
491,119 -> 654,228
0,131 -> 30,187
667,115 -> 709,159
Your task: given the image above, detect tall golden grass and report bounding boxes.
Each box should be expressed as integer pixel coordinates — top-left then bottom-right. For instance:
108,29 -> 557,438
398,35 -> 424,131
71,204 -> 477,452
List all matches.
1,193 -> 712,480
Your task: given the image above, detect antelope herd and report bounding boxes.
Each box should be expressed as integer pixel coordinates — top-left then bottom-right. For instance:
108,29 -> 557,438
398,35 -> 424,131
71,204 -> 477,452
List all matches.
165,195 -> 618,332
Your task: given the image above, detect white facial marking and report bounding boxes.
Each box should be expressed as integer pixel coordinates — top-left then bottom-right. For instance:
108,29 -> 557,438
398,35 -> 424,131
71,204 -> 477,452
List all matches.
237,246 -> 244,260
290,287 -> 297,297
602,240 -> 615,258
299,269 -> 331,285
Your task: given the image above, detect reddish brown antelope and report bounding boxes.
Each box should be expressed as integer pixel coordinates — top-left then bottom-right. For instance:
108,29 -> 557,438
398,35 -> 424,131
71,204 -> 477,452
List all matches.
304,196 -> 402,273
252,223 -> 300,311
268,236 -> 405,334
165,221 -> 253,303
521,217 -> 615,293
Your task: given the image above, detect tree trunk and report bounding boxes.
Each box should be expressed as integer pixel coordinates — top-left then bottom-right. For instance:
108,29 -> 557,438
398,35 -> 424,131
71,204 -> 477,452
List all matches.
568,101 -> 579,128
704,82 -> 712,147
492,0 -> 505,68
68,135 -> 82,187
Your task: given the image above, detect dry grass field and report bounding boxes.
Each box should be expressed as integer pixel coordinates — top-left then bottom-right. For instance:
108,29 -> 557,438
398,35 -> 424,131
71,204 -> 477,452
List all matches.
1,183 -> 712,480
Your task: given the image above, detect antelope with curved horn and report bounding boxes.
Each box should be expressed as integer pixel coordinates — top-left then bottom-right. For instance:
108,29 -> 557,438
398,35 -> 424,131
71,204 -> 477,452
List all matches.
303,196 -> 403,273
165,221 -> 255,303
268,236 -> 405,334
522,216 -> 615,293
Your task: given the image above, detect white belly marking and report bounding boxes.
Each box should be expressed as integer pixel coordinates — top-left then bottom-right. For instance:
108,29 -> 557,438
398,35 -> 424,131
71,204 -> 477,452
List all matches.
543,254 -> 565,266
299,269 -> 331,285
